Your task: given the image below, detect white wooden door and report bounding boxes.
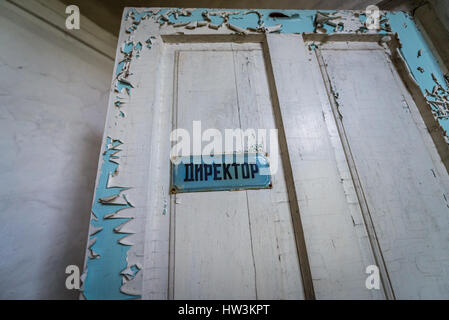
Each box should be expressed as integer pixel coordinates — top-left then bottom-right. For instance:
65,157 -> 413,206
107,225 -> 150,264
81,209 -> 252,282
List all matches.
85,11 -> 449,299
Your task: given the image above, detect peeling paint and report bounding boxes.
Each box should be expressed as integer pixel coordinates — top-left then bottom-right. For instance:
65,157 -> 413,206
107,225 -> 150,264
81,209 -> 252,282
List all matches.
83,7 -> 449,300
82,137 -> 138,300
387,12 -> 449,131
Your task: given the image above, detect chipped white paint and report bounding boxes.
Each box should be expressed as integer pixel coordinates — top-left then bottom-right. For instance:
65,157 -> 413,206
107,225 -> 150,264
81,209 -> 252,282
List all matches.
84,7 -> 449,300
319,40 -> 449,299
267,34 -> 384,299
165,42 -> 303,299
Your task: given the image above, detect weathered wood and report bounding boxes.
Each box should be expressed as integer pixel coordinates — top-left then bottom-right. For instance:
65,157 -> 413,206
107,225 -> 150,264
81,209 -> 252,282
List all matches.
266,34 -> 385,299
83,7 -> 449,300
168,42 -> 304,299
314,42 -> 395,300
321,43 -> 449,299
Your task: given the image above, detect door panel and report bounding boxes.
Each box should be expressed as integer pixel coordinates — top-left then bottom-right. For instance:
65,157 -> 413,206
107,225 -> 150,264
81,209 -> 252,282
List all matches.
267,34 -> 382,299
320,45 -> 449,299
168,43 -> 303,299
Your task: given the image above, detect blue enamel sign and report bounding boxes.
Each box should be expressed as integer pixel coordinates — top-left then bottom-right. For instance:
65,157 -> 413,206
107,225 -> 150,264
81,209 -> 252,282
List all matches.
171,153 -> 272,194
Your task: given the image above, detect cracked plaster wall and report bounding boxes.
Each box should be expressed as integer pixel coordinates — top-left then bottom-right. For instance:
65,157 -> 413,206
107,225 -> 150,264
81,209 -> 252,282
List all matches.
0,1 -> 113,299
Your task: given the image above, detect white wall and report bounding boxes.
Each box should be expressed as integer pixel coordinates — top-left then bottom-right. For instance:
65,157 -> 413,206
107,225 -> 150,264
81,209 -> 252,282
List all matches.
0,1 -> 114,299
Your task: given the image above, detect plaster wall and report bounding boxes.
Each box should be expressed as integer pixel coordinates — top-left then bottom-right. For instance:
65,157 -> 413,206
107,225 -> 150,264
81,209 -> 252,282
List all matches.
0,1 -> 113,299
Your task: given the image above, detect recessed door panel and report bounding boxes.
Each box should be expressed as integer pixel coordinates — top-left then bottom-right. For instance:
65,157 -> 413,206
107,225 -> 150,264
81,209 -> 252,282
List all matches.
168,43 -> 303,299
320,45 -> 449,299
